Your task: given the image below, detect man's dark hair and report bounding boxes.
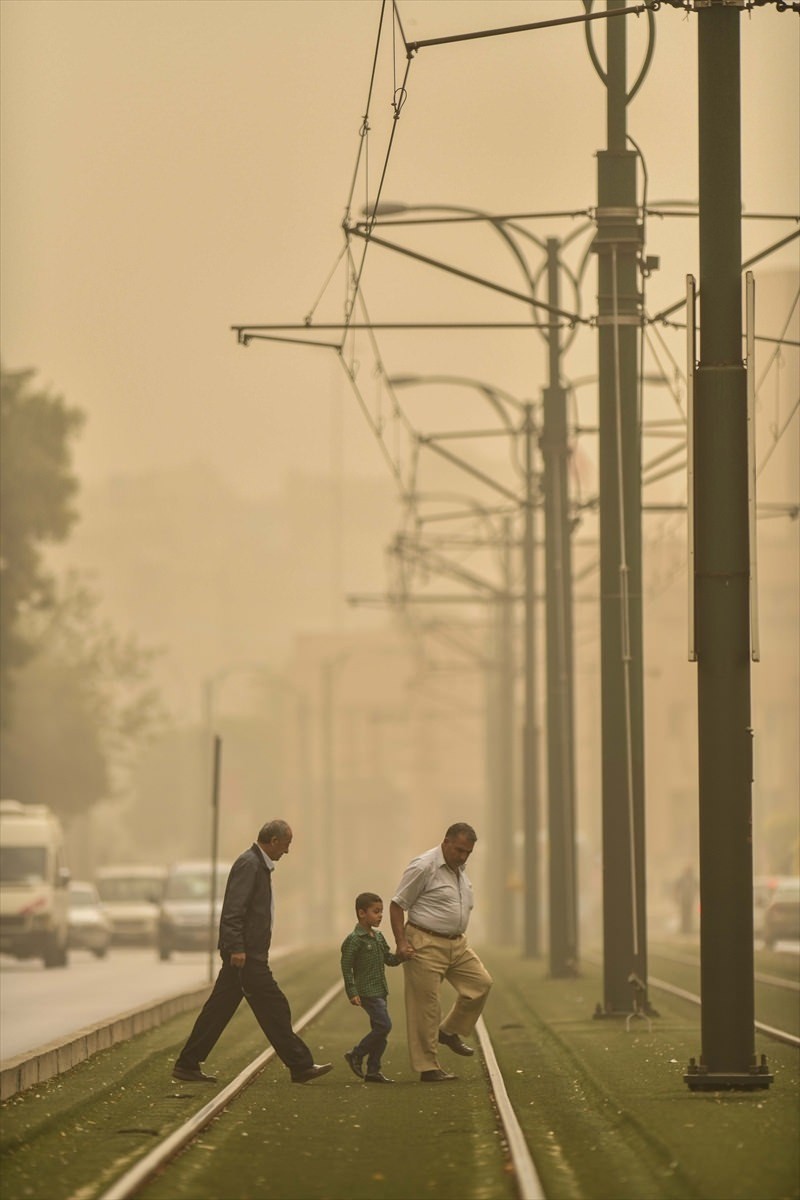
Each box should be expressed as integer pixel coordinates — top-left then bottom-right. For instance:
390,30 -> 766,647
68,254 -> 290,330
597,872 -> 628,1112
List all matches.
257,819 -> 291,844
444,822 -> 477,843
355,891 -> 382,914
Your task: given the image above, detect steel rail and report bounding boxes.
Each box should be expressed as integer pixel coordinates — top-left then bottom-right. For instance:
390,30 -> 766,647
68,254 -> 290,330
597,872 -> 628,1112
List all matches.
96,984 -> 552,1200
475,1016 -> 547,1200
650,947 -> 800,993
584,952 -> 799,1048
98,981 -> 343,1200
647,975 -> 800,1049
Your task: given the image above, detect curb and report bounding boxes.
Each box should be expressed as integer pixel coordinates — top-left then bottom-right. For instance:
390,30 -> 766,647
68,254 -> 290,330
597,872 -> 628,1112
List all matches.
0,982 -> 211,1102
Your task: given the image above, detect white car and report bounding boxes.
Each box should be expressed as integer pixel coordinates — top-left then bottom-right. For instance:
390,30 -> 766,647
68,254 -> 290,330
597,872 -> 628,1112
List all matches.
95,864 -> 166,945
67,881 -> 112,958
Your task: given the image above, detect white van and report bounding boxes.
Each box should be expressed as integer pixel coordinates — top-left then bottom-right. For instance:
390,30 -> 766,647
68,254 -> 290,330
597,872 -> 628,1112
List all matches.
0,800 -> 71,967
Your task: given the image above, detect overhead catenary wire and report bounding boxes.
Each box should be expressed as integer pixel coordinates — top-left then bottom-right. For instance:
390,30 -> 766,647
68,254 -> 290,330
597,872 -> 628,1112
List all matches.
342,0 -> 388,225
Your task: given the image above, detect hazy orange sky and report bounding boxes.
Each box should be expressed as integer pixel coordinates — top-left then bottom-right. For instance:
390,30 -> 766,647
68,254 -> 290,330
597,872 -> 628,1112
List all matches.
1,0 -> 797,503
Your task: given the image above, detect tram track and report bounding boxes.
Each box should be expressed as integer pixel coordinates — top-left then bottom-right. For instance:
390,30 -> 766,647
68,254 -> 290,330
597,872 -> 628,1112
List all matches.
95,981 -> 547,1200
585,949 -> 800,1047
647,973 -> 800,1048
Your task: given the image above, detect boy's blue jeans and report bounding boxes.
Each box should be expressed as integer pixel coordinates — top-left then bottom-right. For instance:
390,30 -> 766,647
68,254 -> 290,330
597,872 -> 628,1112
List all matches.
352,995 -> 392,1074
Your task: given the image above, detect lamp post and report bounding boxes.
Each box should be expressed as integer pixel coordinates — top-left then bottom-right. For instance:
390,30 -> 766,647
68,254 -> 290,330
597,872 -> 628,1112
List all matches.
319,650 -> 354,937
201,663 -> 312,969
392,480 -> 519,946
387,368 -> 540,953
369,202 -> 583,963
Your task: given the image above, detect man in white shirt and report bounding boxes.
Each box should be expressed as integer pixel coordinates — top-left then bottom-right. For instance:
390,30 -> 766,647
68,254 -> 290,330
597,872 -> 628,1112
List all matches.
390,822 -> 492,1082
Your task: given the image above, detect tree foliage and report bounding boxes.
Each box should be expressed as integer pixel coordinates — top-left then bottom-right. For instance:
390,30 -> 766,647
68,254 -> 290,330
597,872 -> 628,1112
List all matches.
0,573 -> 168,820
1,365 -> 84,719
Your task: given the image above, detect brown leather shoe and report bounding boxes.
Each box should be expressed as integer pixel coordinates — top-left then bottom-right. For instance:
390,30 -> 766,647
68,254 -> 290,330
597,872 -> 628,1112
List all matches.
438,1029 -> 475,1057
420,1068 -> 457,1082
291,1062 -> 333,1083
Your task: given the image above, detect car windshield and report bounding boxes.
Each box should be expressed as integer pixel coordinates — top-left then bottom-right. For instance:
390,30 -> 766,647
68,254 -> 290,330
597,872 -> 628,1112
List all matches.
773,884 -> 800,903
0,846 -> 47,883
164,869 -> 227,901
70,887 -> 98,908
96,876 -> 163,903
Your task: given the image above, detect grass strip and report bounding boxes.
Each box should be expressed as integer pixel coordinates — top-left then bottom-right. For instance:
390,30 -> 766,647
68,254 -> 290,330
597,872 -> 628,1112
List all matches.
0,951 -> 327,1200
137,976 -> 517,1200
480,947 -> 800,1200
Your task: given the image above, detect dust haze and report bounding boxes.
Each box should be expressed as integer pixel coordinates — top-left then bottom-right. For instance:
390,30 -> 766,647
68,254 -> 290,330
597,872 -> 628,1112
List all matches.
1,0 -> 797,947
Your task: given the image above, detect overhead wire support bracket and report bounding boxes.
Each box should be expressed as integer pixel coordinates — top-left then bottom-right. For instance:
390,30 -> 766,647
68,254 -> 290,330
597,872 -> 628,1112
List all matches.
402,2 -> 656,54
345,224 -> 584,324
233,322 -> 571,341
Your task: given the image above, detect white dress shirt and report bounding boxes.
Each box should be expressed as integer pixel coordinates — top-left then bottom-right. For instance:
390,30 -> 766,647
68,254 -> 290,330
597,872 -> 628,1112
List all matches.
392,845 -> 474,935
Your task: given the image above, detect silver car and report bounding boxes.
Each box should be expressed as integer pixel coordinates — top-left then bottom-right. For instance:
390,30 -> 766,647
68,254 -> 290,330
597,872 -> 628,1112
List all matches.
157,861 -> 228,960
68,881 -> 112,958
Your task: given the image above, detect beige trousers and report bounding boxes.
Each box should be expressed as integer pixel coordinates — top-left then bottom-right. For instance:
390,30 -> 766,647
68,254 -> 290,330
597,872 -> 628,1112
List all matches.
402,925 -> 493,1072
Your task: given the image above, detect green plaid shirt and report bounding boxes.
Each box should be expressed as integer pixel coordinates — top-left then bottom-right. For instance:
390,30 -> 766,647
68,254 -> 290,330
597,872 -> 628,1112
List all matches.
340,925 -> 400,999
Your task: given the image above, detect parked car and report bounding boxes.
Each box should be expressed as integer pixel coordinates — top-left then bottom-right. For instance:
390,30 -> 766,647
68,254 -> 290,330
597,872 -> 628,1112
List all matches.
67,881 -> 111,957
157,860 -> 229,960
0,799 -> 70,968
762,878 -> 800,949
94,865 -> 166,945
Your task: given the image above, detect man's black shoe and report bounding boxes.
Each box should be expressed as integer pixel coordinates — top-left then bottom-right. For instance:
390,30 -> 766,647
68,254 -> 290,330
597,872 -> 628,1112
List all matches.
172,1064 -> 217,1083
291,1062 -> 333,1083
344,1051 -> 364,1079
438,1029 -> 475,1057
420,1068 -> 457,1082
364,1072 -> 394,1083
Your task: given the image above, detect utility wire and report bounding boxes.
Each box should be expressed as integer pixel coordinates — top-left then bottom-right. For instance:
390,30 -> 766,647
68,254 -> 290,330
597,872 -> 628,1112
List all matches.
343,0 -> 387,224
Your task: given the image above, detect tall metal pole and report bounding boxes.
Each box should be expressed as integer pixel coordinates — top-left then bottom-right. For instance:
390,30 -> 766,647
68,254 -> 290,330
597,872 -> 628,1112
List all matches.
321,659 -> 335,938
542,239 -> 579,977
486,611 -> 503,943
488,516 -> 516,946
685,0 -> 771,1091
208,734 -> 222,983
593,0 -> 649,1014
499,515 -> 516,946
522,403 -> 540,957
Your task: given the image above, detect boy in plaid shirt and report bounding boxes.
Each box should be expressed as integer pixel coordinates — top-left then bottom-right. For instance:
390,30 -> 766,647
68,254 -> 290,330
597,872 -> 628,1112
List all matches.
340,892 -> 401,1083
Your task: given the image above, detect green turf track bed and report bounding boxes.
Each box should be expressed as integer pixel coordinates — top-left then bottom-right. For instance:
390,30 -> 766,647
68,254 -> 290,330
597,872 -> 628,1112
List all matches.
480,948 -> 800,1200
1,947 -> 798,1200
0,951 -> 515,1200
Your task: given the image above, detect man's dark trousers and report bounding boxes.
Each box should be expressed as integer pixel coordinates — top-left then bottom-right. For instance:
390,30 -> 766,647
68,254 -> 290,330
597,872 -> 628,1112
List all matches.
176,957 -> 313,1075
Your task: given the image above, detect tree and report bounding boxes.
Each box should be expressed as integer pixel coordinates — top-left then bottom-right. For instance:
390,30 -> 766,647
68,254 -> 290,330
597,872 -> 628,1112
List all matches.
0,573 -> 167,820
0,365 -> 84,722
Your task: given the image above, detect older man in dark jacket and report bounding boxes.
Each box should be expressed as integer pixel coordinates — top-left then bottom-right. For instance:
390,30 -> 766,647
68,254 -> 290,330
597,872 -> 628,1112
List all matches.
172,820 -> 331,1084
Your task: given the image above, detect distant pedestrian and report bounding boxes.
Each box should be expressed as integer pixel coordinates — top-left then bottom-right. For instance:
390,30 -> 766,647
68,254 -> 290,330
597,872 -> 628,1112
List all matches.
674,864 -> 698,935
172,820 -> 332,1085
340,892 -> 401,1083
390,822 -> 492,1083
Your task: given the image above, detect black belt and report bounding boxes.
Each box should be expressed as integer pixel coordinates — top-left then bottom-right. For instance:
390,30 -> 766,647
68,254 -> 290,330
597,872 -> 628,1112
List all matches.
407,921 -> 463,941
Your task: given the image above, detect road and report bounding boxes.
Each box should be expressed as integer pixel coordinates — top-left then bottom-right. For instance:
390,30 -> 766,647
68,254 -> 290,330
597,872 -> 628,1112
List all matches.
0,947 -> 211,1062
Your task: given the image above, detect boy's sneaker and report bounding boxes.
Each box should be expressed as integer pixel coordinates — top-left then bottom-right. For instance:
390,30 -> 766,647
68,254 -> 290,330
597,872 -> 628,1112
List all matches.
344,1050 -> 364,1078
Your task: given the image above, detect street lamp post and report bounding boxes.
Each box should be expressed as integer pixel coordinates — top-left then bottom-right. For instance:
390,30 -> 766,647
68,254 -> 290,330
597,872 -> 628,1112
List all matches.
388,369 -> 539,951
201,663 -> 313,966
369,202 -> 583,962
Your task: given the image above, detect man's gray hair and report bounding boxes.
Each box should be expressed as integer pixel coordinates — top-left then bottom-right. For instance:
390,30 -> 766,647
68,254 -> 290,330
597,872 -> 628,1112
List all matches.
445,822 -> 477,843
257,819 -> 291,844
